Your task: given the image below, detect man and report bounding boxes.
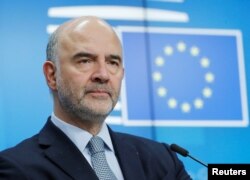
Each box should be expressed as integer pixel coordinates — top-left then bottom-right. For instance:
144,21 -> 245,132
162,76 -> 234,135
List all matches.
0,16 -> 191,180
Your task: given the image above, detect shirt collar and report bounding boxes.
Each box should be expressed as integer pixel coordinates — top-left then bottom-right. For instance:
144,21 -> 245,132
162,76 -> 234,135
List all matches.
51,112 -> 114,152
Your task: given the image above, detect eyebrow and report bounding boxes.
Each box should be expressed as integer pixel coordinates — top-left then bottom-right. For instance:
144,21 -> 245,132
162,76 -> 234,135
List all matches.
71,52 -> 96,60
109,54 -> 122,63
72,52 -> 122,62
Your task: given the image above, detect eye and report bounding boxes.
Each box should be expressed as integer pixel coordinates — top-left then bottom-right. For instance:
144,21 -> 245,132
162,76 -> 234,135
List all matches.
107,59 -> 120,66
78,58 -> 93,64
76,58 -> 95,72
106,59 -> 122,74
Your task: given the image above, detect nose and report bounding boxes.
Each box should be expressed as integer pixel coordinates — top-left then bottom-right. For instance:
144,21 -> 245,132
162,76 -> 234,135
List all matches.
91,61 -> 110,83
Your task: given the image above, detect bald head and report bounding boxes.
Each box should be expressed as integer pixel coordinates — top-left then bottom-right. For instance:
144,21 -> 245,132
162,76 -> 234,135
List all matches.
46,16 -> 122,63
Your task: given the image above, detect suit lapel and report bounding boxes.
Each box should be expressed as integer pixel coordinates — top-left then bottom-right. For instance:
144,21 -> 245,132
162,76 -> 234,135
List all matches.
38,119 -> 98,180
110,129 -> 147,180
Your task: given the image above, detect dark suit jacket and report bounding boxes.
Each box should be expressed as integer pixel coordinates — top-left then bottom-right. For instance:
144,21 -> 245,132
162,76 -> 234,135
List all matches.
0,118 -> 191,180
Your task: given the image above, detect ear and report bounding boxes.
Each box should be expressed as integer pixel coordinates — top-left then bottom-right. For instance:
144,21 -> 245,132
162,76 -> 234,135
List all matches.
43,61 -> 57,90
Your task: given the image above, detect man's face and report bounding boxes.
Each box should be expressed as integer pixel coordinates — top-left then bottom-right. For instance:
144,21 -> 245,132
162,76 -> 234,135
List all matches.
55,20 -> 124,122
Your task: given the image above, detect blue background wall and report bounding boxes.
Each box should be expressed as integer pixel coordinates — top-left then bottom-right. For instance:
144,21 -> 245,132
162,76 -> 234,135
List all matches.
1,0 -> 249,179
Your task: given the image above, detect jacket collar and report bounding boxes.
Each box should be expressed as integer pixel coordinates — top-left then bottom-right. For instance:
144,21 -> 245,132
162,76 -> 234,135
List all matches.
38,118 -> 98,180
109,127 -> 147,180
38,118 -> 148,180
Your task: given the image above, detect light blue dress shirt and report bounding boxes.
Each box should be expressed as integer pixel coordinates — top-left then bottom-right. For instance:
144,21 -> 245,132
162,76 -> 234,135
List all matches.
51,113 -> 124,180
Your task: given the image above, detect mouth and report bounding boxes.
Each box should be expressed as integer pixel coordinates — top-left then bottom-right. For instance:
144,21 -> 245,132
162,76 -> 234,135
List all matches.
86,90 -> 111,98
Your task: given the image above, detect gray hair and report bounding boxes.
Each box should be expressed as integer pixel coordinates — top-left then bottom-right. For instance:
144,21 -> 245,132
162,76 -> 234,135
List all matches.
46,30 -> 59,62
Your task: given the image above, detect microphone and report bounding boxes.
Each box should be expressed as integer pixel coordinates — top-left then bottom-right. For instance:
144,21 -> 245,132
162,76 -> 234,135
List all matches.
170,143 -> 208,168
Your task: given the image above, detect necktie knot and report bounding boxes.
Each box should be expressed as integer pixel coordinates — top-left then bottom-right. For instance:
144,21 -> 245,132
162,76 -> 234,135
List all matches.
88,136 -> 105,155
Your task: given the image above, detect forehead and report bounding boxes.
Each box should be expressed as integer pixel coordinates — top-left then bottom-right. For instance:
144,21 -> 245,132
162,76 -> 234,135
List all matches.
58,20 -> 122,55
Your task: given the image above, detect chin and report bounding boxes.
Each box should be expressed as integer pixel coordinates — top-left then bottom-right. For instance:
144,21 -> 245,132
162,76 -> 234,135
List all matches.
94,108 -> 113,116
89,101 -> 113,110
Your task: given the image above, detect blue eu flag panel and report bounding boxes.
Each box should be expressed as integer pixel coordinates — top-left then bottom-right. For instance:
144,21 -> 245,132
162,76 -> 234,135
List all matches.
119,27 -> 248,126
0,0 -> 249,179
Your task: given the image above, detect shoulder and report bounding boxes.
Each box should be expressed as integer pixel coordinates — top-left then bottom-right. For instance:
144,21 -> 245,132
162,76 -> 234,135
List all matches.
115,132 -> 162,146
114,131 -> 168,147
0,134 -> 40,165
0,135 -> 39,179
1,134 -> 39,153
111,131 -> 191,179
112,131 -> 175,160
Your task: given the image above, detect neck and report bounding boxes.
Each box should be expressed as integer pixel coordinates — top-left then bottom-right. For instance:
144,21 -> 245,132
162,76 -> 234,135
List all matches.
53,98 -> 107,135
53,109 -> 105,136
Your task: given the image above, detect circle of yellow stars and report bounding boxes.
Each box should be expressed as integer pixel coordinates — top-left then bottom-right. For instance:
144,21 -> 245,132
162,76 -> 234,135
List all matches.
152,41 -> 215,113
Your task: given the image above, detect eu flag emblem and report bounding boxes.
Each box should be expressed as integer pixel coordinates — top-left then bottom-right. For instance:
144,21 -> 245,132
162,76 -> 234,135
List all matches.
117,27 -> 248,127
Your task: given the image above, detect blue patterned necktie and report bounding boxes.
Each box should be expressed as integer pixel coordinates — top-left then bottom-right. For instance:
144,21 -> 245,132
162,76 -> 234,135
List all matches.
88,136 -> 117,180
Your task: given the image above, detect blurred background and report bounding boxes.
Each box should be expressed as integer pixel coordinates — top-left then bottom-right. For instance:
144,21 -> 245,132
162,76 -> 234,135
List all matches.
0,0 -> 249,179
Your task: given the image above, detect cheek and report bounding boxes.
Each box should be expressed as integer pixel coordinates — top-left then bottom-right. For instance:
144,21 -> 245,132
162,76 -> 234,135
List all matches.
117,71 -> 124,87
112,76 -> 123,91
57,70 -> 89,91
61,65 -> 89,83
